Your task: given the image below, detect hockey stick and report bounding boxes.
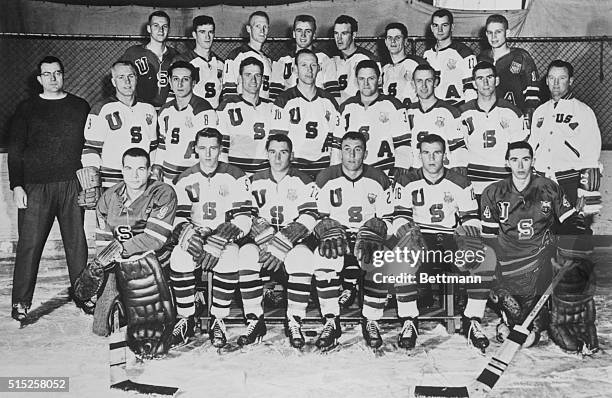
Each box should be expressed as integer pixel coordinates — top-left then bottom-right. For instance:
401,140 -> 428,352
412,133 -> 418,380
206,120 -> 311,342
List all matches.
414,262 -> 576,398
108,298 -> 180,396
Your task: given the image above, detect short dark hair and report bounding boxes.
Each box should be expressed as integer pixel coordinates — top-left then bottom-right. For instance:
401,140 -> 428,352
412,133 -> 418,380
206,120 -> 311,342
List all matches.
384,22 -> 407,38
342,131 -> 367,150
418,133 -> 446,153
505,141 -> 533,160
249,11 -> 269,25
38,56 -> 64,75
168,60 -> 198,80
486,14 -> 508,30
193,15 -> 215,32
473,61 -> 497,79
122,147 -> 150,168
295,48 -> 317,65
195,127 -> 223,146
239,56 -> 264,75
355,59 -> 380,79
547,59 -> 574,78
334,15 -> 358,33
266,134 -> 293,153
294,14 -> 316,31
148,10 -> 170,25
412,63 -> 437,80
432,9 -> 454,25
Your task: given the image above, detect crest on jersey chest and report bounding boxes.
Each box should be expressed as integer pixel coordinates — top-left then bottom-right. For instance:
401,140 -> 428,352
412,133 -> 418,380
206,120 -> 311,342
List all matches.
146,114 -> 154,125
379,112 -> 389,123
185,116 -> 193,129
287,188 -> 298,202
536,117 -> 544,128
367,193 -> 377,204
540,200 -> 551,215
446,58 -> 457,70
435,116 -> 445,128
562,195 -> 571,208
510,61 -> 522,74
500,118 -> 509,129
158,205 -> 169,218
218,185 -> 229,197
325,110 -> 331,122
443,191 -> 454,203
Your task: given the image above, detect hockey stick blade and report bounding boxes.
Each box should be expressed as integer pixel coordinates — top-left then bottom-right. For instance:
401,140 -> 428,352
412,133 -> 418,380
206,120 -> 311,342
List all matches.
414,262 -> 577,398
111,379 -> 179,396
414,386 -> 469,397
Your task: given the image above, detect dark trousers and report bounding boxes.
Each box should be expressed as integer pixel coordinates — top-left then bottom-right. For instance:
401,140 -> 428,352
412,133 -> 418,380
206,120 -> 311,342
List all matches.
12,179 -> 88,306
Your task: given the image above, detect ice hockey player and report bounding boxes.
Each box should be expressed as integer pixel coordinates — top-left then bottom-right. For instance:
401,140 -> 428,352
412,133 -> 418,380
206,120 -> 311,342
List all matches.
314,131 -> 394,349
175,15 -> 225,109
270,49 -> 343,179
423,9 -> 477,106
169,128 -> 252,348
222,11 -> 273,100
74,148 -> 178,356
478,14 -> 540,121
237,134 -> 318,348
80,60 -> 157,191
459,61 -> 526,198
390,133 -> 495,351
481,141 -> 591,348
269,14 -> 338,99
407,64 -> 466,173
381,22 -> 427,107
218,57 -> 275,175
330,15 -> 378,103
120,11 -> 178,108
153,61 -> 217,183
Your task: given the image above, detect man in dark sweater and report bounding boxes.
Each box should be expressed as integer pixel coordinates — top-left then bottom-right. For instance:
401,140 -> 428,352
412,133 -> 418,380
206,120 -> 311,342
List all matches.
8,56 -> 90,323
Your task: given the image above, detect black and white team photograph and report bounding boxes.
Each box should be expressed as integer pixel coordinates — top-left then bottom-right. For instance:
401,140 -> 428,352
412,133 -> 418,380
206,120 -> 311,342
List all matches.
0,0 -> 610,397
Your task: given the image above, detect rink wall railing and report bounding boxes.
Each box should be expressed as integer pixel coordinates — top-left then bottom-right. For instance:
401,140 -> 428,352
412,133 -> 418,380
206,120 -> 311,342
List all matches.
0,34 -> 611,148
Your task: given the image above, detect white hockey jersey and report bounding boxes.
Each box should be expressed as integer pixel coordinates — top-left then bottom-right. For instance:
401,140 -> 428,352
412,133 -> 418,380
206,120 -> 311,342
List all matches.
82,97 -> 157,187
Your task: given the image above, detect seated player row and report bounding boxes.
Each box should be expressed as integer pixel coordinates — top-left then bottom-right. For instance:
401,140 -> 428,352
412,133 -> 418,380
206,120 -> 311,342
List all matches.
74,129 -> 596,357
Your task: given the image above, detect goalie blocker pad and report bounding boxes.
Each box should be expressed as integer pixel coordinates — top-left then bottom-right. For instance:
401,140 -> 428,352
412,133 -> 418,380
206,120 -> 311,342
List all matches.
114,251 -> 177,358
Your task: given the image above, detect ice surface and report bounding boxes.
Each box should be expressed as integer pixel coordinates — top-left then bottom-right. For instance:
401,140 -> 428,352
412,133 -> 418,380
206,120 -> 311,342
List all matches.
1,250 -> 610,398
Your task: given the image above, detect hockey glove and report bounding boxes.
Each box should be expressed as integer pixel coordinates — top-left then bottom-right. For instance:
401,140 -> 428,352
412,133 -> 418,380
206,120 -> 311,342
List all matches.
454,224 -> 484,252
178,223 -> 212,261
249,217 -> 275,245
74,240 -> 123,300
391,221 -> 426,268
150,164 -> 164,181
216,222 -> 244,241
200,235 -> 228,271
314,218 -> 348,259
576,167 -> 603,215
260,222 -> 310,272
354,218 -> 387,264
76,167 -> 102,210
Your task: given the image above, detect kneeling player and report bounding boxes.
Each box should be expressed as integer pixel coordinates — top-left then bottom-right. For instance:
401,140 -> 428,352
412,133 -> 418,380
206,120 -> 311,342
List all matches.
390,134 -> 495,351
74,148 -> 178,357
314,131 -> 394,349
238,134 -> 318,348
481,141 -> 593,348
170,128 -> 253,348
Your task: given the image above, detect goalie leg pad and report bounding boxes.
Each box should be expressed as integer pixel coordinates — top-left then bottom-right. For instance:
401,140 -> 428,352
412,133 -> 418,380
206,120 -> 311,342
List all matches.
549,260 -> 598,353
114,252 -> 177,358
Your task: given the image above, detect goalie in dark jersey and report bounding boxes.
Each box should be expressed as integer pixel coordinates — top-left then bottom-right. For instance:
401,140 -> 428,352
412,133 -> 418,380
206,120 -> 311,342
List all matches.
481,141 -> 597,352
74,148 -> 179,358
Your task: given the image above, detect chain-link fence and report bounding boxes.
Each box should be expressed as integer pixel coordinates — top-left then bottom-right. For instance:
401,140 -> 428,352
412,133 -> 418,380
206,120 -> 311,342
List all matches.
1,34 -> 611,148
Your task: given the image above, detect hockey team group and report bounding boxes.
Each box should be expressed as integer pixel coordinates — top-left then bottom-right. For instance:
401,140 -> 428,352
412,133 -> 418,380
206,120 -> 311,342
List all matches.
8,8 -> 601,359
